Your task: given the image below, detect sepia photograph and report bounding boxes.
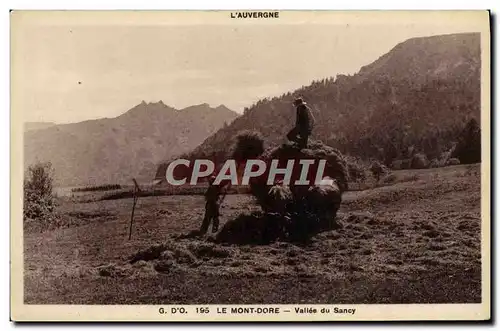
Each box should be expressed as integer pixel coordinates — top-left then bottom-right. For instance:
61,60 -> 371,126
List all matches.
10,10 -> 490,321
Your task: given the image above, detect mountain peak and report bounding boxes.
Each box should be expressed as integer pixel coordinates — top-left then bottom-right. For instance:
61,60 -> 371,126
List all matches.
215,104 -> 230,111
181,103 -> 212,112
120,101 -> 238,119
358,32 -> 480,81
24,101 -> 241,186
122,100 -> 177,117
147,100 -> 168,106
187,32 -> 480,166
192,103 -> 211,109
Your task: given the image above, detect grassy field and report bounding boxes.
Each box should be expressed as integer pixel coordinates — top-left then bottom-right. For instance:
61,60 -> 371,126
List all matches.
24,164 -> 482,304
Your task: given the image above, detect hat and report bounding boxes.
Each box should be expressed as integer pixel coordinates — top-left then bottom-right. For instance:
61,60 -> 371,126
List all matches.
293,97 -> 304,105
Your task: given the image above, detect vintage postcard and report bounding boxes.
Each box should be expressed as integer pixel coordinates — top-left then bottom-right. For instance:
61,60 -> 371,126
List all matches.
10,10 -> 490,321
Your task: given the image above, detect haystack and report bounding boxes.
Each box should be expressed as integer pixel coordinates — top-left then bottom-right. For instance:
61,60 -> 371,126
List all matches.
249,140 -> 349,207
260,140 -> 349,191
217,133 -> 349,243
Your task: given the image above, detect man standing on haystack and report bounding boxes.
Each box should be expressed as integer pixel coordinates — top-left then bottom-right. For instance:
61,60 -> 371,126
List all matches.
286,97 -> 316,149
199,176 -> 228,234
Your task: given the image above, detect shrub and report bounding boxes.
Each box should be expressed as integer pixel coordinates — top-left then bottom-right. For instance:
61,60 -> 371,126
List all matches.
452,118 -> 481,164
391,160 -> 402,170
411,153 -> 429,169
345,156 -> 368,183
401,159 -> 412,169
391,159 -> 412,170
447,158 -> 461,166
23,162 -> 57,231
439,148 -> 453,166
231,130 -> 265,163
370,160 -> 387,182
429,158 -> 441,168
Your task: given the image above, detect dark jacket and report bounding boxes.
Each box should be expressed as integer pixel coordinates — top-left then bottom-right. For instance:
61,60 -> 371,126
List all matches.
205,184 -> 221,204
295,103 -> 315,133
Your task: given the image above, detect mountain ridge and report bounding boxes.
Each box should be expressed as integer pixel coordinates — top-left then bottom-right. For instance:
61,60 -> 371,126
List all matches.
24,102 -> 239,186
171,33 -> 480,175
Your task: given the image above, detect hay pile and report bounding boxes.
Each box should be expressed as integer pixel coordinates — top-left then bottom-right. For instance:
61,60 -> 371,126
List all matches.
260,140 -> 349,191
215,212 -> 288,245
218,133 -> 349,243
249,140 -> 348,210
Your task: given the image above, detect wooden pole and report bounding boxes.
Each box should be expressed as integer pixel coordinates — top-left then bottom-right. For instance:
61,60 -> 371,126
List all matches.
152,178 -> 163,223
128,178 -> 141,240
152,182 -> 156,223
132,178 -> 141,191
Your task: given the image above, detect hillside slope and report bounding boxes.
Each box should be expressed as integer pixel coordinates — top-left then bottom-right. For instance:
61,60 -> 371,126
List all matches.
182,33 -> 480,168
24,102 -> 239,186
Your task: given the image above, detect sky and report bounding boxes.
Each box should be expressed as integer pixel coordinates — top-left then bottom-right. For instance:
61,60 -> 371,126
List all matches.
12,12 -> 483,124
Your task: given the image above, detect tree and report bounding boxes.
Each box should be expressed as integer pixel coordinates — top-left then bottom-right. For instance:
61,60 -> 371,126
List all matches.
24,162 -> 55,222
452,118 -> 481,164
345,156 -> 367,183
411,153 -> 429,169
370,160 -> 387,182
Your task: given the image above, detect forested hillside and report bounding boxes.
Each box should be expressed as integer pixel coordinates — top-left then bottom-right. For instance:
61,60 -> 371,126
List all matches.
180,33 -> 480,170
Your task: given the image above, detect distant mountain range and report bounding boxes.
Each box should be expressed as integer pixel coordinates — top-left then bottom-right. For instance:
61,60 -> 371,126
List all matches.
181,33 -> 480,167
24,101 -> 239,186
25,33 -> 481,186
